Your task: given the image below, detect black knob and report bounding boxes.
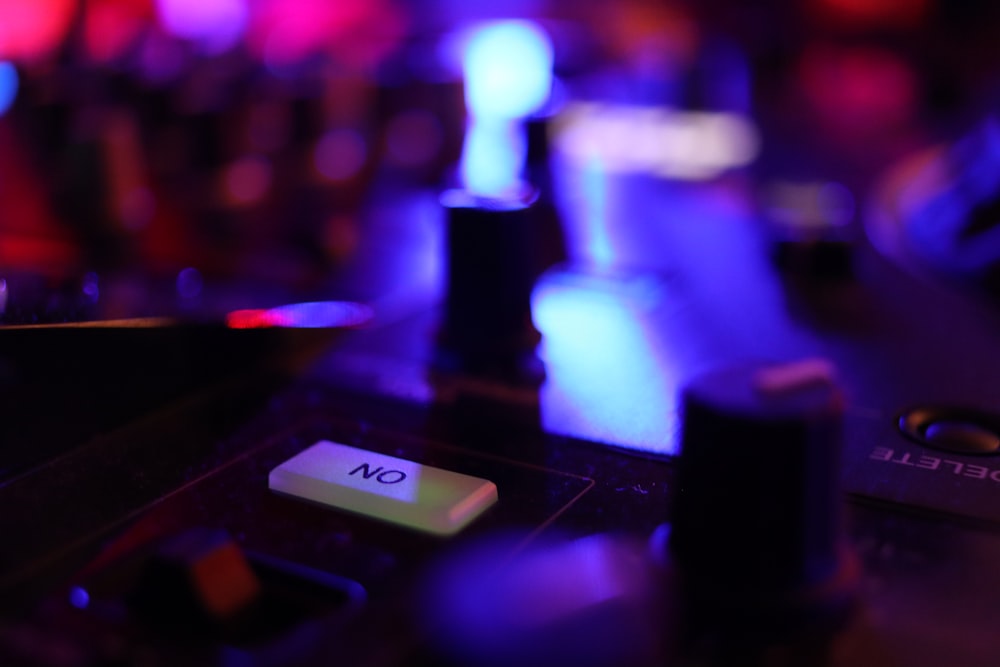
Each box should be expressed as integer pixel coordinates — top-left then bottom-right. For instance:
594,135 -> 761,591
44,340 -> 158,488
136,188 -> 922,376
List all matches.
766,181 -> 856,282
670,359 -> 857,632
436,188 -> 544,384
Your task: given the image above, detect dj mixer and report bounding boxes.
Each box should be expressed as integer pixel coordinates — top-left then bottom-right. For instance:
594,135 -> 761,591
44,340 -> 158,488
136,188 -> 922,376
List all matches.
5,1 -> 1000,665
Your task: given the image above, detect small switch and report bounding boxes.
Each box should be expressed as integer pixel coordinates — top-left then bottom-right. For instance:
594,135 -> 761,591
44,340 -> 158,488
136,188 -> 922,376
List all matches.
269,441 -> 498,536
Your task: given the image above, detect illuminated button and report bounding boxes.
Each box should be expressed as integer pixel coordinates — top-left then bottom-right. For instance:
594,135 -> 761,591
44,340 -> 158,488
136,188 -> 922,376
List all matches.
923,420 -> 1000,454
269,441 -> 498,536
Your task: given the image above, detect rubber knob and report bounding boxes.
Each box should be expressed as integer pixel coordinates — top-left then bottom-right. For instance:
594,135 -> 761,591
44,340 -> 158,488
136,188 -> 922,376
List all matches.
437,188 -> 544,383
669,359 -> 856,629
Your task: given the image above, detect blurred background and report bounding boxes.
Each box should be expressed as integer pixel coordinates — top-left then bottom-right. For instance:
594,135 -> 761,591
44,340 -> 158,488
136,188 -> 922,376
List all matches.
9,6 -> 1000,666
2,0 -> 1000,323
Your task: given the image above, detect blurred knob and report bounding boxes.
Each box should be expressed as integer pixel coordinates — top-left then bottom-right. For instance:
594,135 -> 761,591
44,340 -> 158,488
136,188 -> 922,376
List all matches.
669,359 -> 857,633
130,528 -> 261,626
765,181 -> 856,282
419,532 -> 663,667
436,188 -> 545,384
524,111 -> 569,273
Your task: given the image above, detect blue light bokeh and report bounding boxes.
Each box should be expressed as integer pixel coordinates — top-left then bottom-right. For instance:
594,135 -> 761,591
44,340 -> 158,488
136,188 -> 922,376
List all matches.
156,0 -> 248,52
0,62 -> 19,116
458,21 -> 552,197
462,21 -> 552,120
533,277 -> 679,454
68,586 -> 90,610
459,118 -> 525,197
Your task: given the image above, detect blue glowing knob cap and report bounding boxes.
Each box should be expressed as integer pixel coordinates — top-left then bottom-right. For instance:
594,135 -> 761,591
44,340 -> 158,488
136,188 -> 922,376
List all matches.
669,359 -> 857,628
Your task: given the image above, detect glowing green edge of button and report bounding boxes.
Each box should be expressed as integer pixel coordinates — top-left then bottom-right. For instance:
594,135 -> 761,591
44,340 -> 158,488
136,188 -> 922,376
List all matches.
268,441 -> 499,536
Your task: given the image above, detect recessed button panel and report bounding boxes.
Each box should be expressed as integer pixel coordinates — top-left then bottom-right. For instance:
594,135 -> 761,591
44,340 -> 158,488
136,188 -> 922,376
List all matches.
269,441 -> 498,536
899,408 -> 1000,455
923,420 -> 1000,454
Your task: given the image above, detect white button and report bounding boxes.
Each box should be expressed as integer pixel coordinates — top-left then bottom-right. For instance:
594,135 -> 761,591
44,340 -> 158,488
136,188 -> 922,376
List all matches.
268,441 -> 498,536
